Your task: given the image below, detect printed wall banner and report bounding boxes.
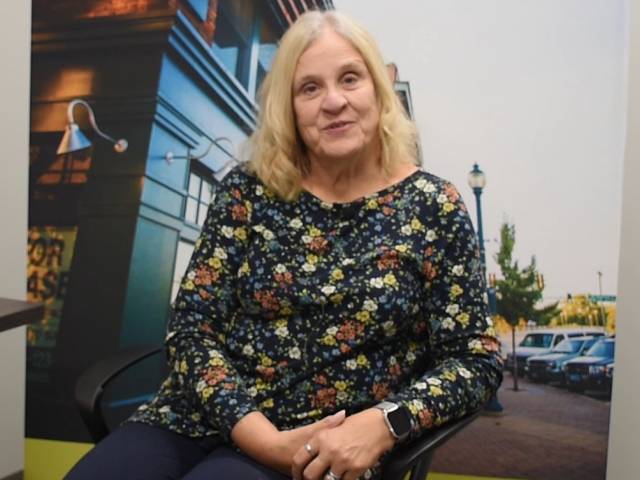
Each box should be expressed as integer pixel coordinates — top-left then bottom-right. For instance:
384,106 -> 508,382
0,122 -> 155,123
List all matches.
26,226 -> 77,382
27,2 -> 625,480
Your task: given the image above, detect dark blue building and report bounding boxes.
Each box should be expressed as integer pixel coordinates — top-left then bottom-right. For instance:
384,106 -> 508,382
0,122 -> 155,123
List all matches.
29,0 -> 333,442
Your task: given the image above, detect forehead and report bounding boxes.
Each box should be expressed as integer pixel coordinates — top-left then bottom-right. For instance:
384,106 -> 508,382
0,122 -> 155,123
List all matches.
294,28 -> 367,77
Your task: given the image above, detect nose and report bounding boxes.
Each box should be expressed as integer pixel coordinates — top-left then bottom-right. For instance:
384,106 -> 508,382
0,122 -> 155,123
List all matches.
321,87 -> 347,113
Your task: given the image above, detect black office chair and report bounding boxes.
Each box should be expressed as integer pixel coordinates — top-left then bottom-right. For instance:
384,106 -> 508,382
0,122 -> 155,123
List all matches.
75,346 -> 479,480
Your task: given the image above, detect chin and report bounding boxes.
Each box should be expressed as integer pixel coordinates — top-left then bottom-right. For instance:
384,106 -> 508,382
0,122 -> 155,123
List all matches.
319,143 -> 367,161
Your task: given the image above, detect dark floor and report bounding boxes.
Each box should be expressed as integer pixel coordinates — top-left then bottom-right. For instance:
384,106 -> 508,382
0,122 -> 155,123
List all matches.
0,471 -> 23,480
430,373 -> 610,480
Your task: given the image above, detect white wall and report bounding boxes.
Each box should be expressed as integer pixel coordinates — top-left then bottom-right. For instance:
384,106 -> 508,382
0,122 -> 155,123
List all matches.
607,1 -> 640,478
0,0 -> 31,477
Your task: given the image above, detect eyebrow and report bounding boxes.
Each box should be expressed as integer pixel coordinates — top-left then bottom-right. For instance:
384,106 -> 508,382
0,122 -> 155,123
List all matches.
293,59 -> 368,89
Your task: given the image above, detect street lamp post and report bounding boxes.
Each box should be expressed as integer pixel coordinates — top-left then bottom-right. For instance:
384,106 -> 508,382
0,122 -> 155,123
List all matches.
467,163 -> 503,413
467,163 -> 487,269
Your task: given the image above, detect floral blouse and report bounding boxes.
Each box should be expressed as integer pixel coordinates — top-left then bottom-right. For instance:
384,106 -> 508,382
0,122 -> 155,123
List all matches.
129,165 -> 502,453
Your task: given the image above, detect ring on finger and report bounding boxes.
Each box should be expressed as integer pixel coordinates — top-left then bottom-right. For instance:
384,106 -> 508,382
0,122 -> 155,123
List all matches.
325,469 -> 341,480
304,443 -> 316,457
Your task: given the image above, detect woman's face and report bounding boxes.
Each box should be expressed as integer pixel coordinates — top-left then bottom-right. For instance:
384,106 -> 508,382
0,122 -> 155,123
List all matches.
292,28 -> 380,166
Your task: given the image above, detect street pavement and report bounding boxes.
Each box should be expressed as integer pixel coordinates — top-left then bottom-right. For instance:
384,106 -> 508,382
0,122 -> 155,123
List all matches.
429,372 -> 610,480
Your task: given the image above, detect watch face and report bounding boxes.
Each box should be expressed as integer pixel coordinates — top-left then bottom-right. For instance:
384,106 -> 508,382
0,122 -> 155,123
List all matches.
387,406 -> 412,437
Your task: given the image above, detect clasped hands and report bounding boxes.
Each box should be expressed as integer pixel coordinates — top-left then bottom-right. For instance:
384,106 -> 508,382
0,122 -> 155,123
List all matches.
231,407 -> 396,480
287,408 -> 395,480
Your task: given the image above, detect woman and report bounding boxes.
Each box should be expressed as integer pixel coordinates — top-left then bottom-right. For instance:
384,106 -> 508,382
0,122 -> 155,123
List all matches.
66,10 -> 502,480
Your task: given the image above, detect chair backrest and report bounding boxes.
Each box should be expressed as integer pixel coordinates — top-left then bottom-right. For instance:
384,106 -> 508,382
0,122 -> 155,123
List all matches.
381,412 -> 480,480
75,347 -> 480,479
75,346 -> 165,442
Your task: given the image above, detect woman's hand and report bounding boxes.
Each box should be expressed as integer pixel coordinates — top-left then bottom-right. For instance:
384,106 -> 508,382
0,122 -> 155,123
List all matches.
271,411 -> 346,474
291,408 -> 396,480
231,410 -> 346,475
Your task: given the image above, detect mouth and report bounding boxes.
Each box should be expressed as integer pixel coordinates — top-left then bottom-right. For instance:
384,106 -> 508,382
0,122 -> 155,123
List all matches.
323,121 -> 353,131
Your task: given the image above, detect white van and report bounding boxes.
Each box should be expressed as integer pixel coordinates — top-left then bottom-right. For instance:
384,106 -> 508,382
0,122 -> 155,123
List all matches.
504,328 -> 605,376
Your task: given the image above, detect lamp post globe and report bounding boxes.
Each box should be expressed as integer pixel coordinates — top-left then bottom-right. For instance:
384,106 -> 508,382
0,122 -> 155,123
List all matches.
468,163 -> 487,190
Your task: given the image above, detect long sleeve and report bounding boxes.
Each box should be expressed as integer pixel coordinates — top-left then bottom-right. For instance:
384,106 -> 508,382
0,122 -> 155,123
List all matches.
165,169 -> 258,440
129,169 -> 502,449
388,182 -> 503,435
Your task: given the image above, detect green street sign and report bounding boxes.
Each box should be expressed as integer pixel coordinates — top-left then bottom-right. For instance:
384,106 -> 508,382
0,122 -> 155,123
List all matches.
589,295 -> 617,302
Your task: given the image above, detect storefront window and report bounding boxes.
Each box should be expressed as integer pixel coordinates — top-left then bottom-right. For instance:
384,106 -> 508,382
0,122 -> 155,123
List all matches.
185,168 -> 215,227
31,147 -> 92,185
255,14 -> 278,97
212,0 -> 255,88
212,0 -> 282,98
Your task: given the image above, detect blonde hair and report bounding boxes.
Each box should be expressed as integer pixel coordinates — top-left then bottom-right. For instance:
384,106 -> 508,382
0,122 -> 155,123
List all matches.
246,10 -> 418,201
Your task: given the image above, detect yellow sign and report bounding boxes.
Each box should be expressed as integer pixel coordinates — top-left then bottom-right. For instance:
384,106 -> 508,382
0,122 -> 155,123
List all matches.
27,226 -> 78,351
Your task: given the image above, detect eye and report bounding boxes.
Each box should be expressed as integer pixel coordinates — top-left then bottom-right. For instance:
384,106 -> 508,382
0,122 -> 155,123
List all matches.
342,72 -> 360,88
300,82 -> 319,96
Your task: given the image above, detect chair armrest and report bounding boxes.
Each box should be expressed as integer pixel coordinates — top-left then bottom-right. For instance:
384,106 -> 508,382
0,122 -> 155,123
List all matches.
382,411 -> 480,480
74,346 -> 163,443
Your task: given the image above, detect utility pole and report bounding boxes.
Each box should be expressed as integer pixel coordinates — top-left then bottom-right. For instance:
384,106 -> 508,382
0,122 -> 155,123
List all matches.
597,271 -> 606,327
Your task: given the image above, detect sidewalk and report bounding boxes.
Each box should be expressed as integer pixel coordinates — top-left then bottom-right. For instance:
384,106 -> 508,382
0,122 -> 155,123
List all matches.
429,373 -> 610,480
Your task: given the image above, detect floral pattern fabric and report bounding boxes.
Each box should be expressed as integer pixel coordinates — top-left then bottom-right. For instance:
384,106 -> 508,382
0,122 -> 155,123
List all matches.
129,165 -> 502,454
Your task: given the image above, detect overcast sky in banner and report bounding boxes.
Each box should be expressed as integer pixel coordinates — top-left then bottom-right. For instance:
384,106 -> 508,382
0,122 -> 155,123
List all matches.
335,0 -> 627,303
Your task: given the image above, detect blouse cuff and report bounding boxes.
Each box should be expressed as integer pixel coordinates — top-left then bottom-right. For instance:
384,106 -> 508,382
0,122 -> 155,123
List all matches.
210,390 -> 259,442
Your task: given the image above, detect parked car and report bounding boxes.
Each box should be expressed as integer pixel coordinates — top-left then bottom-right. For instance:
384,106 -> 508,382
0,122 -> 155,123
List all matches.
525,336 -> 599,383
564,338 -> 616,394
505,328 -> 605,376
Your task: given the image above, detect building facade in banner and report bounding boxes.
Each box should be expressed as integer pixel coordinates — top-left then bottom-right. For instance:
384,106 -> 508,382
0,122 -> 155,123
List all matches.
28,0 -> 335,446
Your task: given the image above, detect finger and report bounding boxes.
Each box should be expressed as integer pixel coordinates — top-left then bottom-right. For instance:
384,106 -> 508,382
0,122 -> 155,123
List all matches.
302,454 -> 333,480
323,466 -> 350,480
341,468 -> 367,480
296,410 -> 346,439
291,443 -> 317,480
308,410 -> 345,433
322,409 -> 346,428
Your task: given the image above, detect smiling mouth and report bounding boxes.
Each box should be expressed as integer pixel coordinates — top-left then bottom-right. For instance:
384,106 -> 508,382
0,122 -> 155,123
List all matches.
324,121 -> 353,131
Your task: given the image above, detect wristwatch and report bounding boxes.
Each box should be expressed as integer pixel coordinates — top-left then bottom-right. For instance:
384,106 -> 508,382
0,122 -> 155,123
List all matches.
374,401 -> 413,442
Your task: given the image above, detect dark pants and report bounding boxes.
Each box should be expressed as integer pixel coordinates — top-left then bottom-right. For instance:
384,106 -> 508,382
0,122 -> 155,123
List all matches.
65,423 -> 290,480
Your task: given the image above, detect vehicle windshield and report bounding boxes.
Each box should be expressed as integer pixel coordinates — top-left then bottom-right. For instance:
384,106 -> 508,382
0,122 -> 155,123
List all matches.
581,338 -> 598,352
586,341 -> 615,358
520,334 -> 553,348
552,339 -> 582,353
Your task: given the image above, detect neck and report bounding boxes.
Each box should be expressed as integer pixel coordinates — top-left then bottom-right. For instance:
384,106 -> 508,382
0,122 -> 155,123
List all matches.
303,150 -> 384,203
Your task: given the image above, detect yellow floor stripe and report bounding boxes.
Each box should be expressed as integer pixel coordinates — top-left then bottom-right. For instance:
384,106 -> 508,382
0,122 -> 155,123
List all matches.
25,438 -> 93,480
428,474 -> 522,480
23,437 -> 521,480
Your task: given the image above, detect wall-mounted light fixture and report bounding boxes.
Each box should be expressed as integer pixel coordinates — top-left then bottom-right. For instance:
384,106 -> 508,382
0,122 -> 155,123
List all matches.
165,136 -> 240,177
56,99 -> 128,155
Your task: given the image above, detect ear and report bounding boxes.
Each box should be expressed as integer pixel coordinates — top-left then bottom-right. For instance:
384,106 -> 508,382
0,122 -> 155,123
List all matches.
386,63 -> 398,83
